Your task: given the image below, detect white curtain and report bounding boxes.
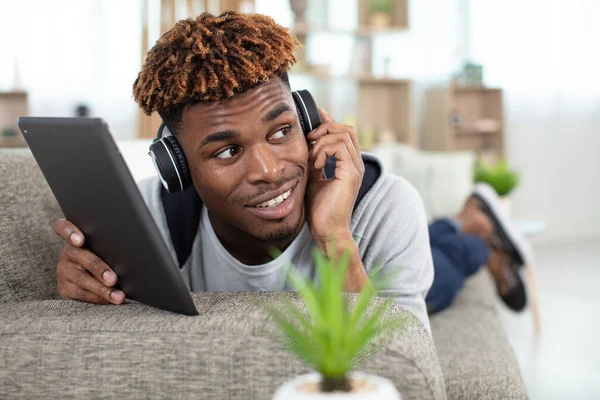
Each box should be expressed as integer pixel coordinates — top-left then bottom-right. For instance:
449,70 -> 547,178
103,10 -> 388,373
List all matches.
470,0 -> 600,240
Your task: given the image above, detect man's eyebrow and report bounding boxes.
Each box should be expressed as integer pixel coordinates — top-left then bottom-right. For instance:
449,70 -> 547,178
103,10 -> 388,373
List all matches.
200,130 -> 240,147
263,103 -> 293,122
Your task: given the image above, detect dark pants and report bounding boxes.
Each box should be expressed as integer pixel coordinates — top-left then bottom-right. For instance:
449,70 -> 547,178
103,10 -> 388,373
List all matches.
426,219 -> 490,314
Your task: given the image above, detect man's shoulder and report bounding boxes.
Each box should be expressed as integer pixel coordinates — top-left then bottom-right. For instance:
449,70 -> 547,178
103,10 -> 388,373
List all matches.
380,173 -> 423,210
357,154 -> 425,220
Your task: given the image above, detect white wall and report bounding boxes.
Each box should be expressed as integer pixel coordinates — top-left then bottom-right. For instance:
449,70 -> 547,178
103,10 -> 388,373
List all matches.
470,0 -> 600,241
0,0 -> 142,139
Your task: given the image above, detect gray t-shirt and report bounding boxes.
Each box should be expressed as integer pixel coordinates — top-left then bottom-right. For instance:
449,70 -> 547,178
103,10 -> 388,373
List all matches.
200,204 -> 315,292
138,154 -> 434,333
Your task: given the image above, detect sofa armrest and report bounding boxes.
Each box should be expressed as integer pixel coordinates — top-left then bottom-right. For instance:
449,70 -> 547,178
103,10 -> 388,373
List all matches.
0,150 -> 63,303
0,292 -> 446,400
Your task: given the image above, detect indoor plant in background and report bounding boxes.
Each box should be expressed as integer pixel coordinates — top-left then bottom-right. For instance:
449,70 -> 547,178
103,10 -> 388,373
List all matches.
474,159 -> 520,215
369,0 -> 393,28
266,248 -> 408,399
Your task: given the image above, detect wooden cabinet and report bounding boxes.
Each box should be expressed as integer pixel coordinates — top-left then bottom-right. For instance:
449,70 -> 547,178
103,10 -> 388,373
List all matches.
357,0 -> 408,29
357,77 -> 414,145
0,92 -> 28,148
423,86 -> 504,159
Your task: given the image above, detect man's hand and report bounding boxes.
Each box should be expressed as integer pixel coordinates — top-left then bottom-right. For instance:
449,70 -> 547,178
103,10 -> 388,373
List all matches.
304,108 -> 365,248
53,218 -> 125,305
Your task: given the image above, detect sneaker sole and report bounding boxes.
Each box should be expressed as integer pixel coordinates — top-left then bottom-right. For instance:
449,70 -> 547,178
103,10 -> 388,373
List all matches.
499,263 -> 528,312
472,183 -> 534,267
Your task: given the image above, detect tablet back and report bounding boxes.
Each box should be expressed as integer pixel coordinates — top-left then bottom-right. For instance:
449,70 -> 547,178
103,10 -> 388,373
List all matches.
18,117 -> 198,316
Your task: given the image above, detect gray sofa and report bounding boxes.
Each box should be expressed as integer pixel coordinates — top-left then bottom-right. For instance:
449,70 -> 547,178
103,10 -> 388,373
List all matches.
0,151 -> 526,399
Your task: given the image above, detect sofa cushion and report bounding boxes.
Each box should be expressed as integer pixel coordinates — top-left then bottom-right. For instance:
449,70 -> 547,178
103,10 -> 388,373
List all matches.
0,292 -> 447,400
430,271 -> 526,399
0,150 -> 64,303
370,143 -> 475,221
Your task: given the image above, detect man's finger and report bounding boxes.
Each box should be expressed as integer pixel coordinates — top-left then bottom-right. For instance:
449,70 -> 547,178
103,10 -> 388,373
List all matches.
66,245 -> 118,287
59,279 -> 111,305
310,130 -> 358,159
313,142 -> 353,171
53,218 -> 85,247
306,119 -> 361,157
59,262 -> 125,305
318,107 -> 334,123
310,131 -> 362,172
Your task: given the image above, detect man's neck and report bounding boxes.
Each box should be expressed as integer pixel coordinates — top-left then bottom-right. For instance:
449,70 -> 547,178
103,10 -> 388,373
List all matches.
206,211 -> 303,265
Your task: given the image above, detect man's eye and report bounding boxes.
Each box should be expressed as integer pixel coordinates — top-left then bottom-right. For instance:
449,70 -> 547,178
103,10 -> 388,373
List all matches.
270,126 -> 290,141
215,146 -> 241,160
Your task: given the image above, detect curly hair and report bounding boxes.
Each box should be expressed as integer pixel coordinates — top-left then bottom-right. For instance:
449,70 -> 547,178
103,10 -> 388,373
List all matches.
132,11 -> 300,135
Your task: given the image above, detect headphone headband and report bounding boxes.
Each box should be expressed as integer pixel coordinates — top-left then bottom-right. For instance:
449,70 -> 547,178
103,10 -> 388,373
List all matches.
156,122 -> 168,140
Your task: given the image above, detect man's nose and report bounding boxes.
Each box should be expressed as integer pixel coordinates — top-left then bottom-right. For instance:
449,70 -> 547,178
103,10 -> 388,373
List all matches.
245,144 -> 283,184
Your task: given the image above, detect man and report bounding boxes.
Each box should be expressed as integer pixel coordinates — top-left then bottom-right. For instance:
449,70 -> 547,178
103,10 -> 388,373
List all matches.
52,12 -> 434,331
425,182 -> 533,314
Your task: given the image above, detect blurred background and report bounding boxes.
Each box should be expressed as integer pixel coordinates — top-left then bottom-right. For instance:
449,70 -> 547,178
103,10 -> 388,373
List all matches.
0,0 -> 598,398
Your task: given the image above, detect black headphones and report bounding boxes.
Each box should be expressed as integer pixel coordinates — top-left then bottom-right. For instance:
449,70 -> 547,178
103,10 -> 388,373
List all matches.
148,89 -> 322,193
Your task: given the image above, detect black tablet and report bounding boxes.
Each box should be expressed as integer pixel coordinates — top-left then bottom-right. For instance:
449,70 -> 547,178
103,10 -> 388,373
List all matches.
18,117 -> 198,316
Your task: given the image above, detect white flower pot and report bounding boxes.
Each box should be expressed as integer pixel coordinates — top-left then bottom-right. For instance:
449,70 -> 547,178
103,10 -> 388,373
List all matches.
499,196 -> 511,217
273,372 -> 401,400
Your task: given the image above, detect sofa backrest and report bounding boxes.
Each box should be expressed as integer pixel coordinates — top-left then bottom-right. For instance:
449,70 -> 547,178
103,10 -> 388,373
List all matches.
0,150 -> 64,302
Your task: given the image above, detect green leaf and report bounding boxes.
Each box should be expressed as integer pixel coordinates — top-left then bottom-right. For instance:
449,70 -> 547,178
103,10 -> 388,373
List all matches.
286,267 -> 326,329
263,247 -> 406,383
349,301 -> 391,356
348,281 -> 376,331
266,303 -> 320,368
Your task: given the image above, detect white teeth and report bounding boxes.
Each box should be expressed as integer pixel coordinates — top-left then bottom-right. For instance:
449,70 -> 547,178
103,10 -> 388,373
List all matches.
255,189 -> 292,208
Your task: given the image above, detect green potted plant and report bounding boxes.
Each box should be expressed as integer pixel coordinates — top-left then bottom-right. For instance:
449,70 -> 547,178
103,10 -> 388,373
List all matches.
266,248 -> 408,399
474,159 -> 520,215
370,0 -> 393,28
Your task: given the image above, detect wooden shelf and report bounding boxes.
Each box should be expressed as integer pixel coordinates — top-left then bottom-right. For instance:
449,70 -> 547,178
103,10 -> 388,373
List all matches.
424,86 -> 505,157
456,129 -> 502,136
289,0 -> 413,147
358,0 -> 408,29
290,71 -> 410,84
452,86 -> 502,93
0,92 -> 27,97
357,75 -> 410,84
292,23 -> 408,36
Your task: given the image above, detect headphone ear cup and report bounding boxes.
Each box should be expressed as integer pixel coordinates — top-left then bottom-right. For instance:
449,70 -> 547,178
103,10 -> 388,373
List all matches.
148,136 -> 192,193
149,139 -> 179,193
292,90 -> 322,135
163,136 -> 192,190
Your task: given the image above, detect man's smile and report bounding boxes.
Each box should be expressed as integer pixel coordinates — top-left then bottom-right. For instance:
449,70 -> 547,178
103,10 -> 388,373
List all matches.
244,179 -> 300,221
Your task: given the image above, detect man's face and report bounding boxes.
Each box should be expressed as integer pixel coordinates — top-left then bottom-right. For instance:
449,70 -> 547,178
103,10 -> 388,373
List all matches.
177,77 -> 309,244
